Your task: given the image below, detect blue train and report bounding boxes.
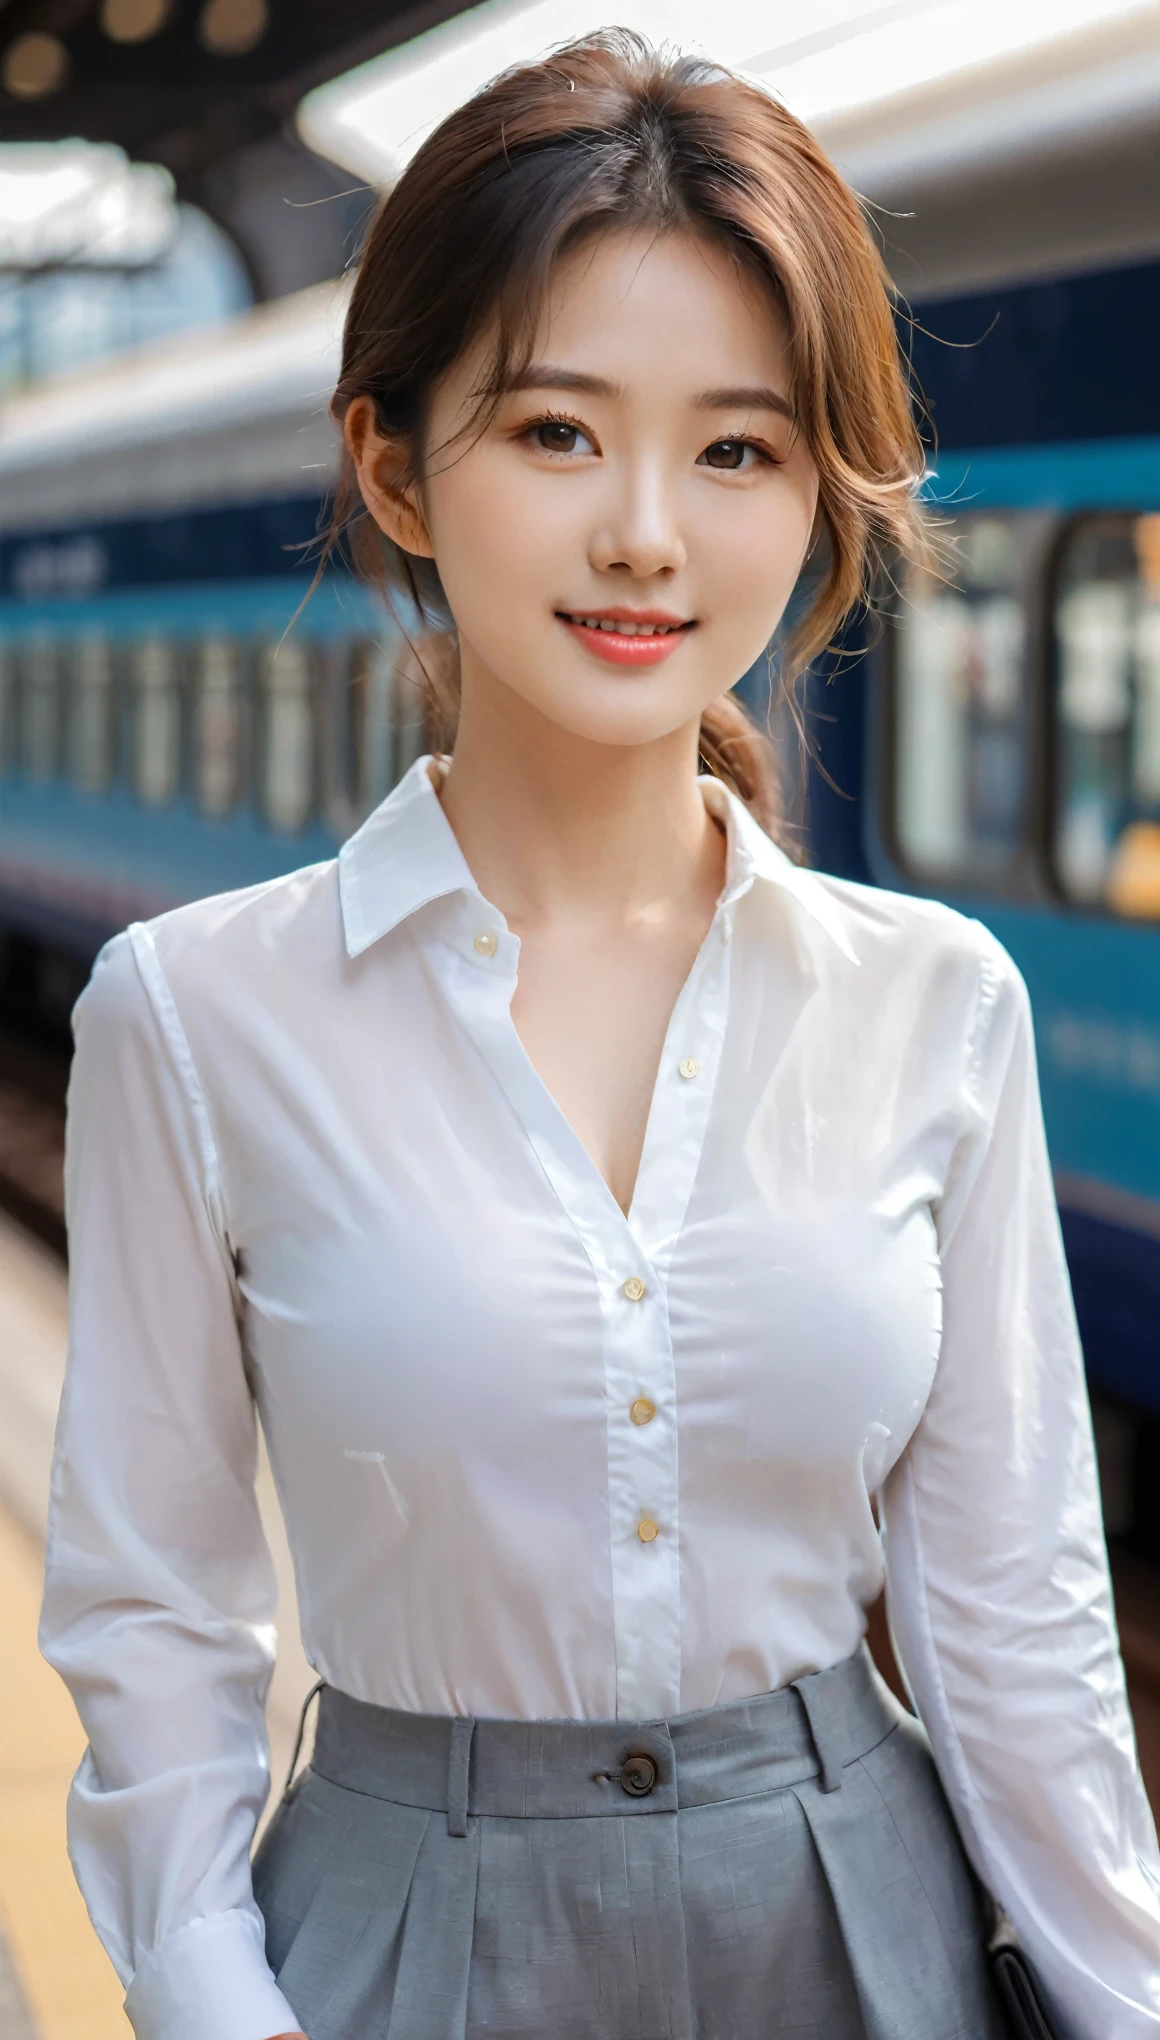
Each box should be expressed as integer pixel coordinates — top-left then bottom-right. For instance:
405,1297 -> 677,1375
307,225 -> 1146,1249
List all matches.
1,251 -> 1158,1483
807,258 -> 1160,1470
0,280 -> 424,1017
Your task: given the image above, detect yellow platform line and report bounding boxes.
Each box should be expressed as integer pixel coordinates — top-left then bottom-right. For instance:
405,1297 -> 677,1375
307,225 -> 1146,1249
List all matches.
0,1504 -> 129,2040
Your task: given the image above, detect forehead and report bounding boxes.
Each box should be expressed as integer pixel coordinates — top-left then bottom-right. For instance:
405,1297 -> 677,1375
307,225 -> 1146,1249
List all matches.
537,227 -> 789,386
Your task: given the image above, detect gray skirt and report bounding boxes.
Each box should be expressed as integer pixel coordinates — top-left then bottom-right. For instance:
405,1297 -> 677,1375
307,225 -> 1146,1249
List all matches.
252,1647 -> 1006,2040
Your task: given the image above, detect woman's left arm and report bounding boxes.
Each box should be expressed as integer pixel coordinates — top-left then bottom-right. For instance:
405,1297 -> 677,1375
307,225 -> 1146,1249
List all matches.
881,929 -> 1160,2040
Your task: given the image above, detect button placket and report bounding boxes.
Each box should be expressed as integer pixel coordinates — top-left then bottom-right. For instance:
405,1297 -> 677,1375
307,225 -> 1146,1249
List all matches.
602,1252 -> 682,1717
435,875 -> 741,1725
604,911 -> 735,1716
435,903 -> 681,1716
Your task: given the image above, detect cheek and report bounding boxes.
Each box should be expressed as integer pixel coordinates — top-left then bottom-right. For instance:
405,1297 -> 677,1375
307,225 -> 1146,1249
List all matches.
426,459 -> 568,625
698,484 -> 814,617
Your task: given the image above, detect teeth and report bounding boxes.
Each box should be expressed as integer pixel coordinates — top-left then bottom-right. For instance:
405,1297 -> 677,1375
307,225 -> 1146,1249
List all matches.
569,615 -> 681,635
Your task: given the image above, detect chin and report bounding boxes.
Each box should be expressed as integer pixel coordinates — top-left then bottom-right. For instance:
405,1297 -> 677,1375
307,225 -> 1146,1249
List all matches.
538,698 -> 703,749
552,652 -> 708,728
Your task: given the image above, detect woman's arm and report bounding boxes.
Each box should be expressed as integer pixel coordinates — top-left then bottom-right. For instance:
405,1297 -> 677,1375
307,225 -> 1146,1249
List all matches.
881,931 -> 1160,2039
39,928 -> 302,2040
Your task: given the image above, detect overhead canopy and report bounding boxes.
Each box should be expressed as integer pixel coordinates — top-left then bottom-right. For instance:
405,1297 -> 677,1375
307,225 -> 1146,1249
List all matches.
300,0 -> 1160,299
0,0 -> 469,296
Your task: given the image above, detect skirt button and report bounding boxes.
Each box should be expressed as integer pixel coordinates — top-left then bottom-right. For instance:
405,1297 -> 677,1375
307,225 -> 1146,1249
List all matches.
620,1753 -> 658,1797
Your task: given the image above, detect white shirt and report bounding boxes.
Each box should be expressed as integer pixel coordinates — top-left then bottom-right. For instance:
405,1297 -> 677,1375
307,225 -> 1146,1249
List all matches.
41,757 -> 1160,2040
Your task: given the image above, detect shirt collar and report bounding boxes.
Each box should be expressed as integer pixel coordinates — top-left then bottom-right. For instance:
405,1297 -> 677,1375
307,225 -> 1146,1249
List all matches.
338,754 -> 857,965
338,756 -> 478,958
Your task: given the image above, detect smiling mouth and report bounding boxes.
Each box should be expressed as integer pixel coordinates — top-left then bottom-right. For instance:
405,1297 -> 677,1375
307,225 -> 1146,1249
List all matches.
560,612 -> 692,636
557,610 -> 694,667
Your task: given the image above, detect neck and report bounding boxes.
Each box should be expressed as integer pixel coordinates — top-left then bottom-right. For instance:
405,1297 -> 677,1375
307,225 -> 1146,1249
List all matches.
437,670 -> 722,928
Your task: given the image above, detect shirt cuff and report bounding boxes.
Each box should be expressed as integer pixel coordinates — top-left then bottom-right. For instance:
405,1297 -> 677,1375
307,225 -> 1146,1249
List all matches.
124,1907 -> 299,2040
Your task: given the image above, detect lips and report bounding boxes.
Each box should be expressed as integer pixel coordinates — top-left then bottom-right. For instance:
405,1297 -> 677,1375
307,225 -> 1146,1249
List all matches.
558,609 -> 694,668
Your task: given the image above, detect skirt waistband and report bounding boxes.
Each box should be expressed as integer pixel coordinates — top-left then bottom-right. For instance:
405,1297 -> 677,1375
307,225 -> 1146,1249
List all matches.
307,1645 -> 904,1833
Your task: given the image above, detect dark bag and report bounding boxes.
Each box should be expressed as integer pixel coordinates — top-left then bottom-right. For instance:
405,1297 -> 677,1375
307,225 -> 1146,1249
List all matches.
989,1910 -> 1058,2040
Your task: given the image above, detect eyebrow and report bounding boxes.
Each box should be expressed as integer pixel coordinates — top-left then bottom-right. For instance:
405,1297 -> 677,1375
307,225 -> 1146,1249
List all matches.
695,384 -> 795,422
505,365 -> 795,421
504,367 -> 616,399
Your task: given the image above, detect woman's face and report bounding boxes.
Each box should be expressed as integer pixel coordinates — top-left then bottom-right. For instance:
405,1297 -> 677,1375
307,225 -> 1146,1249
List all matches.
351,227 -> 820,749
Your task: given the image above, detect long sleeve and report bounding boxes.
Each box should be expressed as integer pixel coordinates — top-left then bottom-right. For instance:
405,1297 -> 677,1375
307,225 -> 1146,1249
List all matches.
881,927 -> 1160,2039
39,927 -> 300,2040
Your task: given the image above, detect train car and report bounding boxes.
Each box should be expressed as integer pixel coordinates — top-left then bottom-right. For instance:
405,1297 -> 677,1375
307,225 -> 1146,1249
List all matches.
804,254 -> 1160,1551
0,276 -> 424,1033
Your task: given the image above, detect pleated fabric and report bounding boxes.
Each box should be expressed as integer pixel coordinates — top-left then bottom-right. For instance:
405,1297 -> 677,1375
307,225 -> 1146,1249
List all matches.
252,1648 -> 1005,2040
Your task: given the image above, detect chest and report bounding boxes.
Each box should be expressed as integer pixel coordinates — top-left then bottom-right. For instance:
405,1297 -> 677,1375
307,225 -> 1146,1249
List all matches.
219,928 -> 952,1489
509,909 -> 711,1214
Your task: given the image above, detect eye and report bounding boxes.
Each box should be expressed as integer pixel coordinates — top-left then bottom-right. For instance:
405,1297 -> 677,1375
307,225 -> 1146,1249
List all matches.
537,420 -> 579,452
699,438 -> 765,472
527,416 -> 596,456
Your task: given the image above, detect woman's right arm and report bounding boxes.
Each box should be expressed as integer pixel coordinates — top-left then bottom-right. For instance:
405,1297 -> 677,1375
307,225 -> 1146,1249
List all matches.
39,927 -> 302,2040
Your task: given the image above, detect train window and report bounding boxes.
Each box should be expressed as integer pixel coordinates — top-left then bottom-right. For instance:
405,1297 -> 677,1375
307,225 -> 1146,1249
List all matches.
194,636 -> 243,817
131,636 -> 182,807
890,514 -> 1034,885
258,641 -> 315,833
354,639 -> 398,814
393,643 -> 432,783
326,638 -> 393,831
68,635 -> 116,794
1053,515 -> 1160,917
20,636 -> 62,783
329,634 -> 431,829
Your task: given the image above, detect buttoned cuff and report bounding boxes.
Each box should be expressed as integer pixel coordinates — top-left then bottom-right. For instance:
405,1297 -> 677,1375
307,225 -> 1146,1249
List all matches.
124,1907 -> 298,2040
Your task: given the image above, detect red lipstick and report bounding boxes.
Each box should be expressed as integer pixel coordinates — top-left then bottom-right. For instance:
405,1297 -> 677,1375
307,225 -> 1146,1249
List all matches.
558,607 -> 693,668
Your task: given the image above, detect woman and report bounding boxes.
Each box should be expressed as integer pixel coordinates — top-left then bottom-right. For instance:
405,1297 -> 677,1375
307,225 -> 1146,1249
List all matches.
42,32 -> 1160,2040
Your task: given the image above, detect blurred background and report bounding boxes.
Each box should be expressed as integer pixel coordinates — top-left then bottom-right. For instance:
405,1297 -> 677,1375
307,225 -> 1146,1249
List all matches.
3,2 -> 1160,2033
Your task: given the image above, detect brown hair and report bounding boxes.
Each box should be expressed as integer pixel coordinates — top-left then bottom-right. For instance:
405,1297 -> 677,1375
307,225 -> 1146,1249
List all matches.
328,29 -> 926,840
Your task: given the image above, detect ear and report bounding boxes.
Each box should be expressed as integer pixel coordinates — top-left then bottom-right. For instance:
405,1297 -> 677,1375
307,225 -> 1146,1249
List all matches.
344,395 -> 435,560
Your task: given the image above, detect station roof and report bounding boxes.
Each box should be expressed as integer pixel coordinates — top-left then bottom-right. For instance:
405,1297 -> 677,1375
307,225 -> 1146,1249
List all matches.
0,0 -> 473,297
0,0 -> 465,183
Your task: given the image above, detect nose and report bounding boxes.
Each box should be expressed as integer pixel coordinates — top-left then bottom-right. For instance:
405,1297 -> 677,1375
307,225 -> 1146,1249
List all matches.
588,459 -> 686,582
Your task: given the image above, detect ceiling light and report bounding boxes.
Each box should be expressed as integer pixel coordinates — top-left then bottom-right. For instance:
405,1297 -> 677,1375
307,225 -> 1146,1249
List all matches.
3,31 -> 70,100
100,0 -> 171,44
198,0 -> 268,57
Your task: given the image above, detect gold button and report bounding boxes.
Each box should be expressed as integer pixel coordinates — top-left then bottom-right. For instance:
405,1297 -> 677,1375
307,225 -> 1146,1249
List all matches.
622,1275 -> 646,1302
678,1058 -> 701,1079
473,931 -> 498,957
630,1397 -> 655,1426
637,1517 -> 659,1543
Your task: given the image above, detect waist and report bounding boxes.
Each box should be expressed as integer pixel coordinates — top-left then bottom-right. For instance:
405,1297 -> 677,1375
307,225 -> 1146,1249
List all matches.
309,1644 -> 904,1820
